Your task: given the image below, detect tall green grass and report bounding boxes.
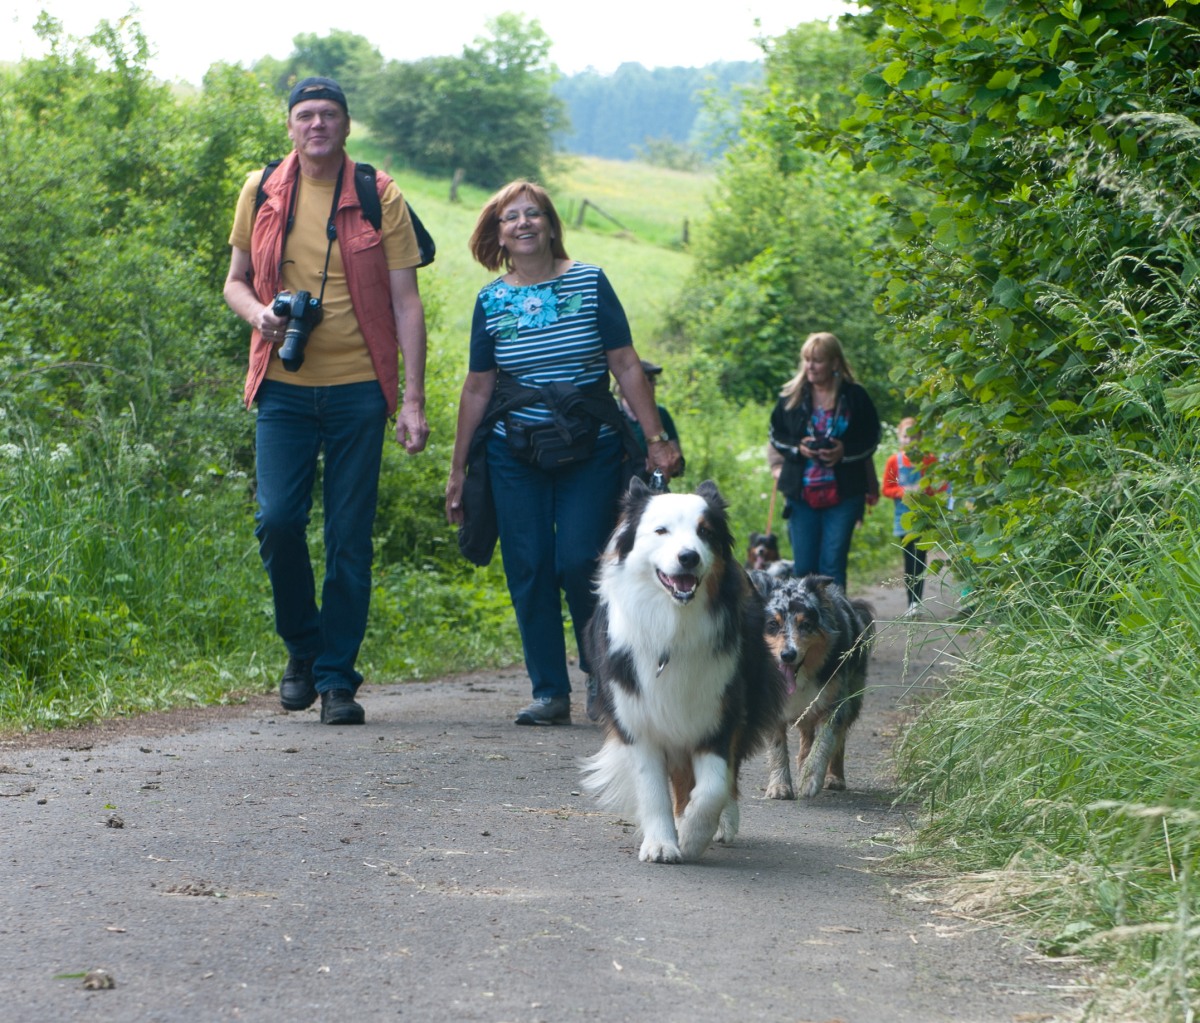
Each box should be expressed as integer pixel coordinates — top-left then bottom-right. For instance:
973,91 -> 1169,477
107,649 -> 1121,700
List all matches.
0,413 -> 274,727
894,449 -> 1200,1020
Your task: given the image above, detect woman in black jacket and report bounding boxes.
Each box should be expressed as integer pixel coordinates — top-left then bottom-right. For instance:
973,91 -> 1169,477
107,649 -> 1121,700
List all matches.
767,332 -> 880,589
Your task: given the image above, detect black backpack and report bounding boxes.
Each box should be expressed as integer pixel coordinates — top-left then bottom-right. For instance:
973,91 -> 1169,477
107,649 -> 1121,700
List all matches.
255,159 -> 436,268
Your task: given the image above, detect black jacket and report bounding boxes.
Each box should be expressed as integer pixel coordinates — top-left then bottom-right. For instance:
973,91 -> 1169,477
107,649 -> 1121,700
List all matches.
769,381 -> 880,502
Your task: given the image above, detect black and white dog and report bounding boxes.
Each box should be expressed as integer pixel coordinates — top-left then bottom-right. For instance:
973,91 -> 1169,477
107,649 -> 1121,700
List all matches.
750,571 -> 875,799
582,479 -> 784,863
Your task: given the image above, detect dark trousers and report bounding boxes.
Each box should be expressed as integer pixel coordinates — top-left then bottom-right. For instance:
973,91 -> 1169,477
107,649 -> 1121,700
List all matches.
253,379 -> 386,693
786,493 -> 866,591
487,433 -> 623,701
902,539 -> 928,605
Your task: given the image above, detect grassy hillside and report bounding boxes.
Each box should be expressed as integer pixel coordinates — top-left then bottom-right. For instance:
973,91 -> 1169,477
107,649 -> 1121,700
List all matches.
347,146 -> 705,351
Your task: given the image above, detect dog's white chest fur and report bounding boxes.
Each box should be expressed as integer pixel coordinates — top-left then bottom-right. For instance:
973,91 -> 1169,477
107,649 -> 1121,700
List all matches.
596,493 -> 736,747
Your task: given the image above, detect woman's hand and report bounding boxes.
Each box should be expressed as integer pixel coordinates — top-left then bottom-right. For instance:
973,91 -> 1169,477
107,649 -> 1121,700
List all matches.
444,370 -> 497,526
646,438 -> 682,478
801,436 -> 843,465
445,466 -> 466,525
819,438 -> 845,465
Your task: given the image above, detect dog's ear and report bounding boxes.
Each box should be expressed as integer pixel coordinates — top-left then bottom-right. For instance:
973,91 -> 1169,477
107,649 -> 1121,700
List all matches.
748,531 -> 763,546
747,568 -> 775,599
696,479 -> 726,510
628,476 -> 651,496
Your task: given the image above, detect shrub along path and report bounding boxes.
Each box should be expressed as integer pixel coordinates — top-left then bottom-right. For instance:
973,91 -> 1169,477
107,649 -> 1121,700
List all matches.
0,575 -> 1087,1022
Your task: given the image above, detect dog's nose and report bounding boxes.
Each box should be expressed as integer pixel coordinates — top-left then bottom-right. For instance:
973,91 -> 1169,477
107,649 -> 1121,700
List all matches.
780,647 -> 797,663
678,548 -> 700,570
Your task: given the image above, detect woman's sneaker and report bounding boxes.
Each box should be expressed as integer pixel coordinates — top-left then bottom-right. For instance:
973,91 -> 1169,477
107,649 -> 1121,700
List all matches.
514,695 -> 571,726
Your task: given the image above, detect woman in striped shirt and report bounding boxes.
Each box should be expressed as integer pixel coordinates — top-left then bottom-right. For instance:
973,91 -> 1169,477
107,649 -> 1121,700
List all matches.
446,181 -> 681,726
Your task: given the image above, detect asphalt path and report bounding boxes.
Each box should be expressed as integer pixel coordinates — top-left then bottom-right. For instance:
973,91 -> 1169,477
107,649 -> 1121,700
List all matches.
0,574 -> 1085,1022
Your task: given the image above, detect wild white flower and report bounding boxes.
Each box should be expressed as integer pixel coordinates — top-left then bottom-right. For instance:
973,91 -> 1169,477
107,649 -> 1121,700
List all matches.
49,443 -> 71,463
0,442 -> 21,459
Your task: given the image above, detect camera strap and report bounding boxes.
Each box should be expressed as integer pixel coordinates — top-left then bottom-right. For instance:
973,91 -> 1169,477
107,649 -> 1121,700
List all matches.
278,166 -> 345,308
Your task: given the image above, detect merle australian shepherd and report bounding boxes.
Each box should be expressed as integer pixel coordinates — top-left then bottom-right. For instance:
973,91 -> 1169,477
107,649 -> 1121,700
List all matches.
582,479 -> 784,864
748,572 -> 875,799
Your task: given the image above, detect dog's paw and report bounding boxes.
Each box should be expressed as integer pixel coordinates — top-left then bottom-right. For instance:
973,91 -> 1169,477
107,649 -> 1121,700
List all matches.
639,837 -> 682,863
824,775 -> 846,792
764,780 -> 795,800
679,811 -> 722,857
713,803 -> 739,845
796,769 -> 824,799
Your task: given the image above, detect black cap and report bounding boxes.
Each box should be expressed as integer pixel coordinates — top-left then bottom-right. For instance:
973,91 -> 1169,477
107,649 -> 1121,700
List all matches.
288,76 -> 348,114
640,359 -> 663,376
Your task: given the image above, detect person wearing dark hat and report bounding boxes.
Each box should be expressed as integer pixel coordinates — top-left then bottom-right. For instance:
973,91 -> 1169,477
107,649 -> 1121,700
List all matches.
616,359 -> 683,461
223,77 -> 430,725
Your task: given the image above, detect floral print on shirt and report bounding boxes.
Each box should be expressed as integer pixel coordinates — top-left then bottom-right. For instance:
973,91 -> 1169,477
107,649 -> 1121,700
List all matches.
481,279 -> 583,341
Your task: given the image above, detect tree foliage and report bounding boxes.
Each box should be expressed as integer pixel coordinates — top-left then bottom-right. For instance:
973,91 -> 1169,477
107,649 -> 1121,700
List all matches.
252,29 -> 384,98
359,14 -> 566,188
802,0 -> 1200,588
0,14 -> 280,445
663,22 -> 895,411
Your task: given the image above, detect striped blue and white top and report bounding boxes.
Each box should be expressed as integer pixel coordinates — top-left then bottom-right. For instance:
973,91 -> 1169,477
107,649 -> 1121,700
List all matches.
469,262 -> 632,434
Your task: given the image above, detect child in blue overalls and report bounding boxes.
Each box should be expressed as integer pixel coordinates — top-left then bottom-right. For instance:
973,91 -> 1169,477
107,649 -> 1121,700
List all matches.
882,417 -> 938,617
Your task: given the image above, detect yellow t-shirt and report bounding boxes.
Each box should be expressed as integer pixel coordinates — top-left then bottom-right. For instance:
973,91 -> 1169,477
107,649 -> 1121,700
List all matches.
229,168 -> 421,387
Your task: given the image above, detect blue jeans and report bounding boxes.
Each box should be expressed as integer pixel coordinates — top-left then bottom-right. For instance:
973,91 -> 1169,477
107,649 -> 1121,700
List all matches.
254,379 -> 387,693
786,493 -> 866,590
487,432 -> 624,702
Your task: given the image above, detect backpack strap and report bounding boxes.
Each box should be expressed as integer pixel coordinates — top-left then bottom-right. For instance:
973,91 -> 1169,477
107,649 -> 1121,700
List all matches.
254,159 -> 284,215
350,161 -> 383,231
254,158 -> 436,268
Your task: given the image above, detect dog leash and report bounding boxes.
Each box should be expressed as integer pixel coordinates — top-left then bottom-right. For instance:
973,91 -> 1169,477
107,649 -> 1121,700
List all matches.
765,477 -> 779,536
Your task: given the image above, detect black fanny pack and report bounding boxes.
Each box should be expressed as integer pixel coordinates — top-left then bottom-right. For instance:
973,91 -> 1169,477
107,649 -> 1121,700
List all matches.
501,378 -> 607,470
506,412 -> 599,469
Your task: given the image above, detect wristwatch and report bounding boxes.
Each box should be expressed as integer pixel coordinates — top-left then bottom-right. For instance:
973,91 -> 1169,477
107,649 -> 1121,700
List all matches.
646,431 -> 670,444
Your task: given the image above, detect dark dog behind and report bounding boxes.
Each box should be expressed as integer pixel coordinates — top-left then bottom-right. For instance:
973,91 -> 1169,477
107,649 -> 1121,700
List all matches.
750,571 -> 875,799
745,531 -> 781,572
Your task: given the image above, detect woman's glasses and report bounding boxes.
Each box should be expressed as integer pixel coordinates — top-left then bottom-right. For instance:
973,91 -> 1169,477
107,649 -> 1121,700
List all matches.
499,208 -> 545,223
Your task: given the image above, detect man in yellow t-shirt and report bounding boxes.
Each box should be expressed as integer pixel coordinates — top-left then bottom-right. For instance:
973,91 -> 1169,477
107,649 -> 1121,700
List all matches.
223,77 -> 429,726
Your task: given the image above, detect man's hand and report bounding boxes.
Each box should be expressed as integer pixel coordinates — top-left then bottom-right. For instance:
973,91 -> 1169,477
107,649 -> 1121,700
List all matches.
396,398 -> 429,454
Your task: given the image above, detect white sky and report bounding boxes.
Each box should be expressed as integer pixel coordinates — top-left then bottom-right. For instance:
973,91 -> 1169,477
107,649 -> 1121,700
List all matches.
2,1 -> 854,84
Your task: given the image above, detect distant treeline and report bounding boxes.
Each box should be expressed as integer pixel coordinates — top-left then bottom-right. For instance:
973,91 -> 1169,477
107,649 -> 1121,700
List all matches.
248,20 -> 760,180
553,60 -> 762,162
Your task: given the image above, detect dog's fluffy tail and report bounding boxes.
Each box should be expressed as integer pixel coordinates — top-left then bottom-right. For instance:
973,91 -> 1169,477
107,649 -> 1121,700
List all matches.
580,739 -> 639,816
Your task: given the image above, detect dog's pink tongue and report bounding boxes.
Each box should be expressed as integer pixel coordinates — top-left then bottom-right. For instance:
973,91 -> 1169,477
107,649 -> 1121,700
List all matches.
667,574 -> 697,594
780,663 -> 797,695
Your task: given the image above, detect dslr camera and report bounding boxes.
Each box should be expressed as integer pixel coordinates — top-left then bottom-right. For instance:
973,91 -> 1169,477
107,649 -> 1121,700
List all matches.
809,435 -> 836,451
271,290 -> 323,372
